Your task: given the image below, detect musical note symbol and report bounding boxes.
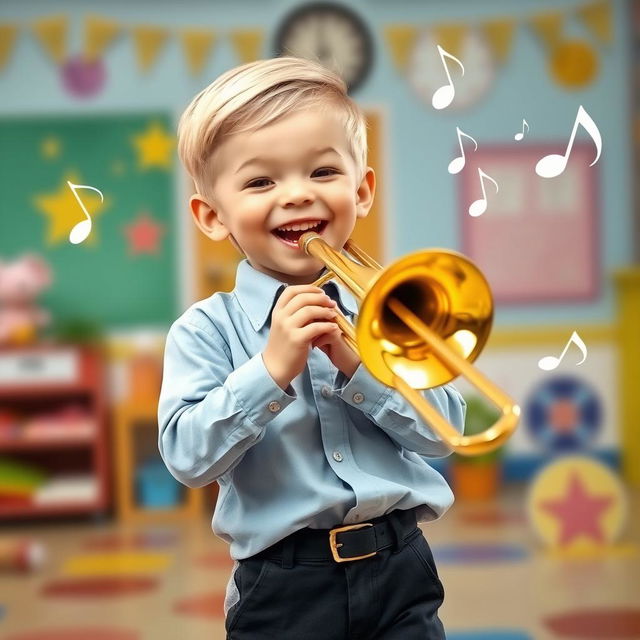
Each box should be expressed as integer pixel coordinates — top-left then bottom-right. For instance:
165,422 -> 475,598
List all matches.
432,45 -> 465,110
468,168 -> 499,217
538,331 -> 588,371
535,105 -> 602,178
448,127 -> 478,175
66,180 -> 103,244
514,119 -> 529,141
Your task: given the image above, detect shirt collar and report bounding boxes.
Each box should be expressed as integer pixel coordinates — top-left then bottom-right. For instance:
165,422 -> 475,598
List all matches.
234,257 -> 359,332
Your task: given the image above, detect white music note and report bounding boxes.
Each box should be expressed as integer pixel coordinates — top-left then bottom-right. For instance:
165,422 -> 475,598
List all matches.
432,45 -> 465,110
538,331 -> 588,371
66,180 -> 103,244
448,127 -> 478,175
514,119 -> 529,141
535,105 -> 602,178
468,169 -> 499,217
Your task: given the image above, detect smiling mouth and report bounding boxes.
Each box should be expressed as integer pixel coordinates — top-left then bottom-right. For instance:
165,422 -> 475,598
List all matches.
272,220 -> 328,249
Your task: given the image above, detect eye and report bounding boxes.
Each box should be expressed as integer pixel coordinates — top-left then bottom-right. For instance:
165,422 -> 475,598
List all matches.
313,167 -> 339,178
245,177 -> 273,189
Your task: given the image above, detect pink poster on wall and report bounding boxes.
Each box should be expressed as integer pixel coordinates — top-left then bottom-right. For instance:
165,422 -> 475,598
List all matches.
459,143 -> 600,304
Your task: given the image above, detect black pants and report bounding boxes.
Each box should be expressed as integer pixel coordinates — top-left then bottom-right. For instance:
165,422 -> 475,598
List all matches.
225,510 -> 446,639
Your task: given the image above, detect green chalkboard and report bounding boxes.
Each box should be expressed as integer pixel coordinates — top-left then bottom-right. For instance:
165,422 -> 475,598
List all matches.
0,113 -> 178,332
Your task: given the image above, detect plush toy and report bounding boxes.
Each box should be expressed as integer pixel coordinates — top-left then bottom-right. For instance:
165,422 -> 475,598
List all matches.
0,254 -> 52,346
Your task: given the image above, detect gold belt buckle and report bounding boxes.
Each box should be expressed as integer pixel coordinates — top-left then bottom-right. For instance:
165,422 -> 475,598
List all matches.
329,523 -> 376,563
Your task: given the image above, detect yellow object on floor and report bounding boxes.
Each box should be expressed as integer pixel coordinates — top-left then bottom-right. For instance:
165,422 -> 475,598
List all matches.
61,551 -> 172,576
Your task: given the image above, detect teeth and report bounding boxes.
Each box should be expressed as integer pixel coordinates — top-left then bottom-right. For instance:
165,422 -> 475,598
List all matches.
277,220 -> 322,232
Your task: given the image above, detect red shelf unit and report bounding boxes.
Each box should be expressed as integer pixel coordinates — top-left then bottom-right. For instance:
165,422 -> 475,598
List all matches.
0,345 -> 110,520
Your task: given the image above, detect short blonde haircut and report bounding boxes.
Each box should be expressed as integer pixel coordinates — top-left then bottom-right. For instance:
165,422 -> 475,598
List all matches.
177,56 -> 368,203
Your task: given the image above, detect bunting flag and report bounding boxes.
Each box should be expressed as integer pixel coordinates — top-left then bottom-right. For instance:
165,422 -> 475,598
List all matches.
576,0 -> 613,44
84,15 -> 121,62
384,25 -> 419,72
481,18 -> 516,64
180,28 -> 217,75
30,14 -> 68,65
131,25 -> 170,72
229,29 -> 263,64
0,23 -> 18,70
431,23 -> 468,59
529,11 -> 565,50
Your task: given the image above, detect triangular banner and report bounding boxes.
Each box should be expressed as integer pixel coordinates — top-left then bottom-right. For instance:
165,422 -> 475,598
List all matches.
0,23 -> 19,70
229,29 -> 263,64
384,24 -> 418,72
529,11 -> 565,50
131,25 -> 170,72
431,23 -> 468,59
30,14 -> 68,65
481,18 -> 516,64
180,28 -> 217,75
576,0 -> 613,44
84,15 -> 122,62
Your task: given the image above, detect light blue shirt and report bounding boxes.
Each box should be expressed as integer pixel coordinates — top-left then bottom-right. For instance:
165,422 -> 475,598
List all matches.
158,257 -> 466,560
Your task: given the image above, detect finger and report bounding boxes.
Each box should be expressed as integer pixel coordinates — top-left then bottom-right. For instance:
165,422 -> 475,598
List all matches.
283,292 -> 336,315
275,285 -> 324,308
290,305 -> 337,328
300,322 -> 341,343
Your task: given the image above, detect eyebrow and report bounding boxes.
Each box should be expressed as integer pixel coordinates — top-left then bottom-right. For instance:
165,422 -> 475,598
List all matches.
234,147 -> 342,174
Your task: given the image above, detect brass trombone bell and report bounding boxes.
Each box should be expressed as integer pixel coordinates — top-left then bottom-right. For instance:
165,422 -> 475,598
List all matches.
300,231 -> 520,457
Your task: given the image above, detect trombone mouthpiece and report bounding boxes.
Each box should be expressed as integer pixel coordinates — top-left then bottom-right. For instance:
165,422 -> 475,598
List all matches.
299,231 -> 322,254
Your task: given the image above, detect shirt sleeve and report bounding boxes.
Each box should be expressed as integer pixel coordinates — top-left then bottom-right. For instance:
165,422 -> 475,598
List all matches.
334,362 -> 467,458
157,317 -> 296,488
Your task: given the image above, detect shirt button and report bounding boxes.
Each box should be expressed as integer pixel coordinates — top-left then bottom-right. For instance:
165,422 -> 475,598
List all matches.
321,385 -> 332,398
332,450 -> 343,462
352,392 -> 364,404
268,401 -> 281,413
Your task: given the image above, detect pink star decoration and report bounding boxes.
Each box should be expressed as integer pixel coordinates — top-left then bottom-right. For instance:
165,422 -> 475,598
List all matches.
124,212 -> 165,255
540,471 -> 614,546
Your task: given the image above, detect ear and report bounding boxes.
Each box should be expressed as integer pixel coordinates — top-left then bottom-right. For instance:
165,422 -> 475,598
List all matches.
355,167 -> 376,219
189,194 -> 229,242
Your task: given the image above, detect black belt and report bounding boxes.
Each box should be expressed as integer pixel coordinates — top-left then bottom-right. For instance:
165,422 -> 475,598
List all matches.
255,508 -> 419,564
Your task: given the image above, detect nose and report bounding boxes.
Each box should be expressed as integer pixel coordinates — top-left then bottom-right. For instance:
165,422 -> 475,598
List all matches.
279,179 -> 315,209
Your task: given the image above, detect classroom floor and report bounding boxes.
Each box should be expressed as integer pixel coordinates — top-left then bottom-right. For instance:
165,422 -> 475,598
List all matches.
1,484 -> 639,640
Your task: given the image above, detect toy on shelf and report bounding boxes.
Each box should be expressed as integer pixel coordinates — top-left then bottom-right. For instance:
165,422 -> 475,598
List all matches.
0,253 -> 52,346
0,536 -> 46,572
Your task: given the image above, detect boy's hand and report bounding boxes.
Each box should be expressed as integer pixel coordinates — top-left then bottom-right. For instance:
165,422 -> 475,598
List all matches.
312,326 -> 361,381
263,285 -> 338,391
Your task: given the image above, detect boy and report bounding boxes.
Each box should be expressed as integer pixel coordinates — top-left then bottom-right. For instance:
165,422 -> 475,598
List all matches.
158,56 -> 466,639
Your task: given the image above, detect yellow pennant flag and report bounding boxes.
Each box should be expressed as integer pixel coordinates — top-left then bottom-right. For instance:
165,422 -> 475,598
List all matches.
576,0 -> 613,44
384,24 -> 418,72
481,18 -> 516,64
0,23 -> 19,70
180,28 -> 217,75
431,23 -> 468,60
84,15 -> 121,62
230,29 -> 263,64
529,11 -> 565,50
131,25 -> 170,72
30,14 -> 68,65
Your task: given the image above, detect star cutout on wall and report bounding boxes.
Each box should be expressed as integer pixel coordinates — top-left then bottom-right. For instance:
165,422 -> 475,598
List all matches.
124,212 -> 165,255
541,471 -> 614,546
41,136 -> 61,159
131,121 -> 175,170
33,172 -> 108,246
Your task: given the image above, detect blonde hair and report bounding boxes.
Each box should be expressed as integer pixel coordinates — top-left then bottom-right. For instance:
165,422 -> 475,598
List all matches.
177,56 -> 368,203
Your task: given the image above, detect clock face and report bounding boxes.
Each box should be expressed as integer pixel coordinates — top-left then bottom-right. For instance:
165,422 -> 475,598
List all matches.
273,2 -> 374,93
408,29 -> 495,111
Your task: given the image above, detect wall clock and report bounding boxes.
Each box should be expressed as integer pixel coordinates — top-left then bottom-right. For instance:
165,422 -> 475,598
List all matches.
408,28 -> 495,111
273,2 -> 374,93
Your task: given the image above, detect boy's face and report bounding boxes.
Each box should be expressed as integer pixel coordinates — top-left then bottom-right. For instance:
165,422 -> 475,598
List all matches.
190,107 -> 375,285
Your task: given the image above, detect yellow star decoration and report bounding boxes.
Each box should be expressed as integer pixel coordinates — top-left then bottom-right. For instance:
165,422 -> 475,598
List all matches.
33,172 -> 109,246
131,121 -> 175,170
41,136 -> 61,159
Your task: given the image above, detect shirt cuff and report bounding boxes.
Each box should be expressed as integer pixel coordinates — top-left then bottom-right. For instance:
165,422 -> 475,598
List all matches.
334,362 -> 393,414
226,353 -> 297,427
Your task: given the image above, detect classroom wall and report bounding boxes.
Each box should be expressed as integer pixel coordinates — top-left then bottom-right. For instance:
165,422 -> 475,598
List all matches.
0,0 -> 632,333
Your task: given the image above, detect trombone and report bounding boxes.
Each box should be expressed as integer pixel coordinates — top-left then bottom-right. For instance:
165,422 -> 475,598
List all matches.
300,231 -> 520,457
